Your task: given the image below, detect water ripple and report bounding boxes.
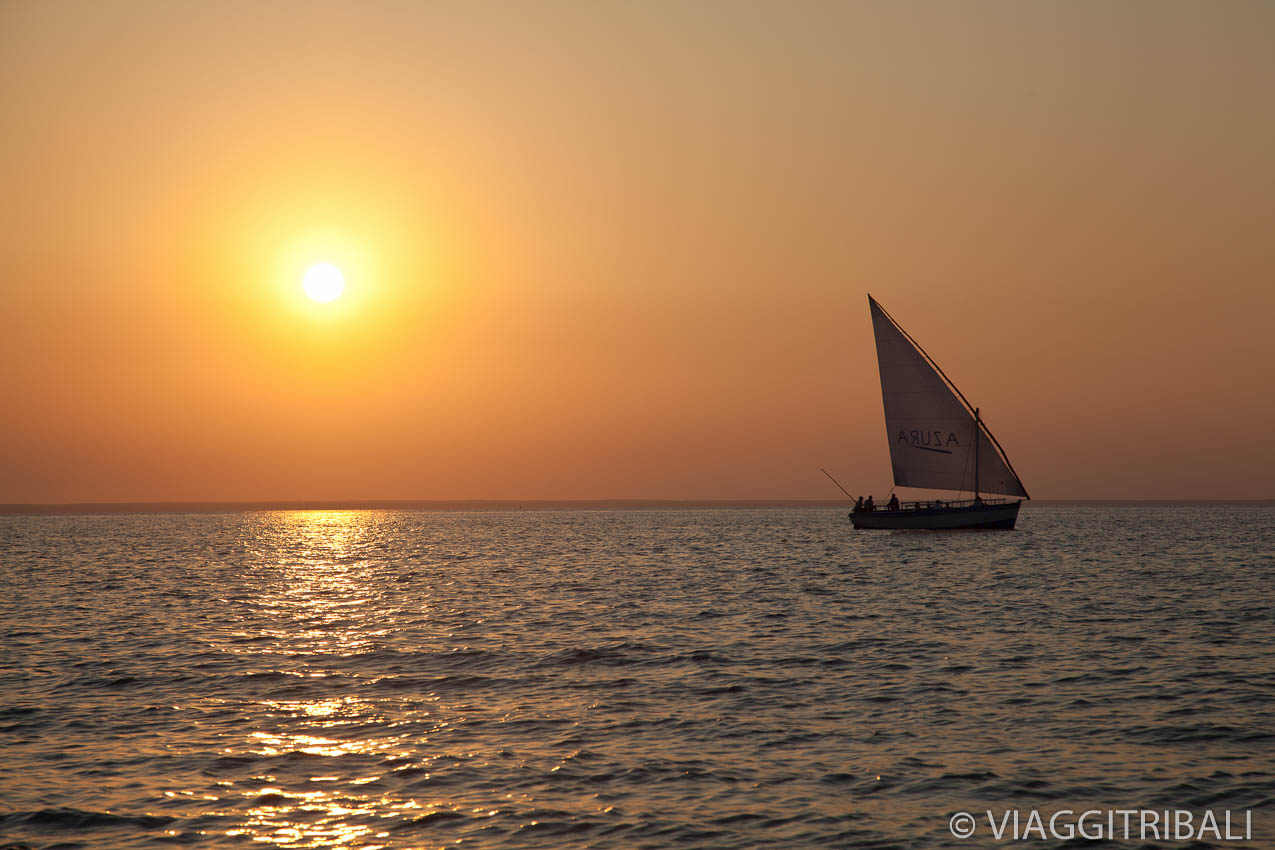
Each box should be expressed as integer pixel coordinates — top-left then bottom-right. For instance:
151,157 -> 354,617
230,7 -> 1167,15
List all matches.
1,505 -> 1274,847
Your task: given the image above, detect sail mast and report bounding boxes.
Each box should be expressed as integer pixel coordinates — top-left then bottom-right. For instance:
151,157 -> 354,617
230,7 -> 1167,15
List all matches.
974,407 -> 980,500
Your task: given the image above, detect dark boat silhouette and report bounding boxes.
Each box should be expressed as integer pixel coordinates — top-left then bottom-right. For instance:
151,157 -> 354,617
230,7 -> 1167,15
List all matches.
851,295 -> 1029,530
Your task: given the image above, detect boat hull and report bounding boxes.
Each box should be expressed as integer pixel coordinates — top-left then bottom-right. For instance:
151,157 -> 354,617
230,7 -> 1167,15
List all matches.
850,500 -> 1021,530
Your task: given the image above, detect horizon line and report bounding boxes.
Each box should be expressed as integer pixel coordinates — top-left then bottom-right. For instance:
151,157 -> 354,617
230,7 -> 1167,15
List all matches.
2,498 -> 1273,515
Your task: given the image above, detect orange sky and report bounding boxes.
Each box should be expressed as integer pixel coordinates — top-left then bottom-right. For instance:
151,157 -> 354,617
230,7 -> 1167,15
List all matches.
2,1 -> 1273,502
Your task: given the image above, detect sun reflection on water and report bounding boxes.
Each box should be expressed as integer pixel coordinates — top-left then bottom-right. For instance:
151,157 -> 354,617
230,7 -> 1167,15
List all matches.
201,512 -> 455,848
169,511 -> 618,848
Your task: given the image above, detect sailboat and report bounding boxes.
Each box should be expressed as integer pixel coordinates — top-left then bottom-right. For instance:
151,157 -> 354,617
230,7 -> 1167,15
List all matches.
851,295 -> 1029,530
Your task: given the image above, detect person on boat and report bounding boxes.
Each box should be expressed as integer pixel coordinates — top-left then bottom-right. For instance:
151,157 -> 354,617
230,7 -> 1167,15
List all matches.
887,494 -> 899,511
863,495 -> 875,511
854,496 -> 864,512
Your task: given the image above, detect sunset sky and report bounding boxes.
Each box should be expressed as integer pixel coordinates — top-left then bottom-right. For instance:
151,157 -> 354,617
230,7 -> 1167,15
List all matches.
2,0 -> 1273,502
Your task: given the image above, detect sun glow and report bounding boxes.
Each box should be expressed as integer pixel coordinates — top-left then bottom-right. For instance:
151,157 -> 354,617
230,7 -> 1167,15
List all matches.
303,263 -> 345,302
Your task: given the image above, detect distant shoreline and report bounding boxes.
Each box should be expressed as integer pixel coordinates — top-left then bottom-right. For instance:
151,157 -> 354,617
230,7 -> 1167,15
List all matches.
1,498 -> 1272,515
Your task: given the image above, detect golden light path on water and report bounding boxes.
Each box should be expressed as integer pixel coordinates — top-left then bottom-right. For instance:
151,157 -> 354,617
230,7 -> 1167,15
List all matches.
167,510 -> 629,848
207,512 -> 464,849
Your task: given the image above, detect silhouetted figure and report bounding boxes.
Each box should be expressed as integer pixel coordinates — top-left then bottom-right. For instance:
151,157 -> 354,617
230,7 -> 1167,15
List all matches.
887,494 -> 899,511
864,495 -> 875,511
854,496 -> 864,512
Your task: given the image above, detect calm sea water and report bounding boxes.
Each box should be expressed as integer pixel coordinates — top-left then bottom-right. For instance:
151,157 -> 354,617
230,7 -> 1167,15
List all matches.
2,506 -> 1273,849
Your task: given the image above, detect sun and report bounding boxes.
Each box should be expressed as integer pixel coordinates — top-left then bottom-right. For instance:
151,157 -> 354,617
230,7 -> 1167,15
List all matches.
302,263 -> 345,302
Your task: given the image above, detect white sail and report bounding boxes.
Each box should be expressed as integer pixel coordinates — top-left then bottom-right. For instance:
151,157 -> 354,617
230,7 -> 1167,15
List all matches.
869,297 -> 1027,498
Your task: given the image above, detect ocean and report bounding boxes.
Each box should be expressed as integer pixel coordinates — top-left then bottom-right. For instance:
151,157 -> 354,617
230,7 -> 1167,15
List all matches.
2,505 -> 1273,849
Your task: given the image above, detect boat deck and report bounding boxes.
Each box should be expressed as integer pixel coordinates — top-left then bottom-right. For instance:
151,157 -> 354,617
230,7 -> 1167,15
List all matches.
850,498 -> 1022,530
